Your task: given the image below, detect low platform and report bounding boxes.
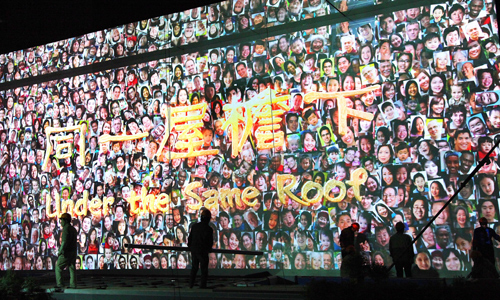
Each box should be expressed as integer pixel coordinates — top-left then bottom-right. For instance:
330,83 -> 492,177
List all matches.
40,273 -> 306,300
18,271 -> 500,300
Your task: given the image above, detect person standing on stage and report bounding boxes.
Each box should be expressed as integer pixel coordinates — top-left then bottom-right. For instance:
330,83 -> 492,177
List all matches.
389,222 -> 414,278
188,209 -> 214,289
55,213 -> 78,290
473,217 -> 500,265
340,222 -> 362,258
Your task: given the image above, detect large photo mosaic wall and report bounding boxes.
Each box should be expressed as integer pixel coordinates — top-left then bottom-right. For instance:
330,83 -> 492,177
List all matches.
0,0 -> 499,275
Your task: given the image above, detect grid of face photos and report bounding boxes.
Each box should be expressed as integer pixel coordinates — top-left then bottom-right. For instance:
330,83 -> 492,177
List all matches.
0,0 -> 499,275
0,0 -> 367,85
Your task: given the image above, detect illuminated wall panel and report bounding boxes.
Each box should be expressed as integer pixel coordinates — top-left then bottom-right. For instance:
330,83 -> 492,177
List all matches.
0,0 -> 498,275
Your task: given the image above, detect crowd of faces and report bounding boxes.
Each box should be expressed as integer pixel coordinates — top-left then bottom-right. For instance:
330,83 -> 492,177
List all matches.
367,0 -> 500,275
0,0 -> 372,84
0,0 -> 500,273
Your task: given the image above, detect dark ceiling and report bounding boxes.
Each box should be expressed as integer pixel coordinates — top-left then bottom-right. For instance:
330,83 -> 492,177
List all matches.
0,0 -> 221,54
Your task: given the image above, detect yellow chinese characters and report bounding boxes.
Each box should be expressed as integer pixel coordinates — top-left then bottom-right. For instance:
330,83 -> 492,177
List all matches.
155,102 -> 219,160
222,88 -> 290,157
42,124 -> 87,172
99,132 -> 149,153
303,85 -> 379,136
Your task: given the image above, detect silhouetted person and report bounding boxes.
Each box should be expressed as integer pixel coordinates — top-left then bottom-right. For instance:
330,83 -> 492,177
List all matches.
340,245 -> 364,282
188,209 -> 214,289
467,250 -> 499,279
389,222 -> 414,278
340,222 -> 363,258
473,217 -> 500,265
55,213 -> 78,290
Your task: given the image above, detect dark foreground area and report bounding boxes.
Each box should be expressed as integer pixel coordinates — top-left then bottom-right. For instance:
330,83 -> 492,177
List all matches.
306,277 -> 500,300
1,271 -> 500,300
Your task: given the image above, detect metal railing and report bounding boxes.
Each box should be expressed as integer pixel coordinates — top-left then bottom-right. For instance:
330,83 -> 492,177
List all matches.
125,244 -> 264,256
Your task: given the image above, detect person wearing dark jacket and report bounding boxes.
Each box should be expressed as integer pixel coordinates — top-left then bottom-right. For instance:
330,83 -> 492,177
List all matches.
339,223 -> 364,258
389,222 -> 414,277
55,213 -> 78,290
188,209 -> 214,289
473,217 -> 500,265
467,250 -> 499,279
341,245 -> 364,281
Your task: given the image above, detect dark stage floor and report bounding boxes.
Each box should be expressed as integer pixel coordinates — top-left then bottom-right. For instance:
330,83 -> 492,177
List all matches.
20,271 -> 498,300
37,272 -> 307,300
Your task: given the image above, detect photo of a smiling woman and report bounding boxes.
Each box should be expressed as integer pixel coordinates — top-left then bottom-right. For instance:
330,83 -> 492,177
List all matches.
358,134 -> 374,157
423,159 -> 440,179
433,51 -> 450,73
376,144 -> 394,165
428,96 -> 446,118
392,120 -> 409,143
429,179 -> 448,201
283,60 -> 298,77
300,130 -> 318,152
453,205 -> 471,229
373,201 -> 393,225
396,52 -> 412,75
381,81 -> 396,102
389,33 -> 405,51
442,248 -> 464,273
380,165 -> 395,186
404,79 -> 421,102
410,115 -> 426,138
417,139 -> 438,162
271,54 -> 285,74
429,74 -> 446,97
375,126 -> 392,146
